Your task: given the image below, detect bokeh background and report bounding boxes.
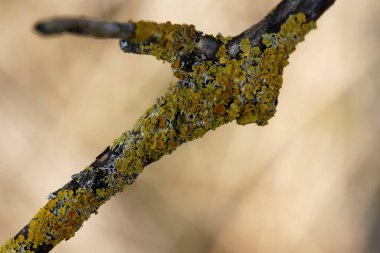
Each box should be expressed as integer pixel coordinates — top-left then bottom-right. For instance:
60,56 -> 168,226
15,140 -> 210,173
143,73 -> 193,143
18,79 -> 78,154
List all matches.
1,0 -> 379,252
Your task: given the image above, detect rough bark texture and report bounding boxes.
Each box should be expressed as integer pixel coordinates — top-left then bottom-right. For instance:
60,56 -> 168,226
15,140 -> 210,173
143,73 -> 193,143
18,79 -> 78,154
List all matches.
1,0 -> 335,252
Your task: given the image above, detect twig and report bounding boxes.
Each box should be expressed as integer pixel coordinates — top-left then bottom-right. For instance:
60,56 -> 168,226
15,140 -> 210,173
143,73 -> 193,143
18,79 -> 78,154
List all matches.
35,17 -> 219,60
1,0 -> 335,252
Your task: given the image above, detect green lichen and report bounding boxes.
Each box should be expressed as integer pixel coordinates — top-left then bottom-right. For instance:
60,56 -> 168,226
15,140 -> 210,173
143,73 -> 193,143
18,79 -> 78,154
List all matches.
0,13 -> 315,253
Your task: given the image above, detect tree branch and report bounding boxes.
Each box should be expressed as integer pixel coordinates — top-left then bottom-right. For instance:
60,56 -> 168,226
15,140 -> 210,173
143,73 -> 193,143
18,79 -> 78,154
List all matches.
35,18 -> 219,61
1,0 -> 335,252
228,0 -> 335,57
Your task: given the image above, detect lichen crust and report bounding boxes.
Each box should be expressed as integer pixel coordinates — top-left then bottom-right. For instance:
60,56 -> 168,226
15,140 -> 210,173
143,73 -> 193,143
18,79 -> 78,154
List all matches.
0,13 -> 315,253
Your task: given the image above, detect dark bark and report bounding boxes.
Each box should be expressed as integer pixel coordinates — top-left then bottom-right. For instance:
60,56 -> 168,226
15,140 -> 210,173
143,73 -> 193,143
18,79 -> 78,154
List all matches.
34,0 -> 335,60
228,0 -> 335,57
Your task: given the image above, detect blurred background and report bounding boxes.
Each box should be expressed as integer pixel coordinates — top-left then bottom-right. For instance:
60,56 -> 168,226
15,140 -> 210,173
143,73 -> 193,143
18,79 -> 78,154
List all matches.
0,0 -> 379,252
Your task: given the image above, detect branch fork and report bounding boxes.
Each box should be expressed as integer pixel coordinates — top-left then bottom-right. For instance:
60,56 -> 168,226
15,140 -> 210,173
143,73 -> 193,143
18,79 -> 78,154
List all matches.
1,0 -> 335,252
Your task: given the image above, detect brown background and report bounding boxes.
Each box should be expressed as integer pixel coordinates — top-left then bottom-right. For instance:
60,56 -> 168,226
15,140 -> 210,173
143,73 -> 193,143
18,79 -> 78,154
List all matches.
1,0 -> 379,252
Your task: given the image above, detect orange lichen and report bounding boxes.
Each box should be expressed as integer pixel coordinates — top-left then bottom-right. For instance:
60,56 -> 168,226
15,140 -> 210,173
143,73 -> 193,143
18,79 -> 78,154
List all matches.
214,104 -> 226,114
157,114 -> 166,128
156,139 -> 165,150
172,59 -> 181,69
67,209 -> 78,219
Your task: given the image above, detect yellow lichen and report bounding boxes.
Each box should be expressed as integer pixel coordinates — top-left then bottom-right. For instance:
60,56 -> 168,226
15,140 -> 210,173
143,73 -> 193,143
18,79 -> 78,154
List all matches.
110,13 -> 315,177
0,186 -> 103,252
240,38 -> 252,57
0,13 -> 316,253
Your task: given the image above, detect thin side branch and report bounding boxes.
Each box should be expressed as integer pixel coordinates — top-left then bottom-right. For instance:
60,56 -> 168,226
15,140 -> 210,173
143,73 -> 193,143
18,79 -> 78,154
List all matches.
35,18 -> 220,60
1,0 -> 335,252
34,17 -> 136,38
